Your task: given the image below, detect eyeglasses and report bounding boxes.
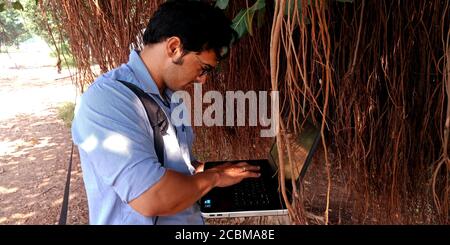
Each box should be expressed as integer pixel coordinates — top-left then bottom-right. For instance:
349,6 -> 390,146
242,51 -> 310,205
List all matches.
194,55 -> 215,77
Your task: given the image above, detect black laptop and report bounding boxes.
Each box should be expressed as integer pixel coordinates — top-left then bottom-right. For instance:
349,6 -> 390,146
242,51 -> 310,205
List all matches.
200,121 -> 321,218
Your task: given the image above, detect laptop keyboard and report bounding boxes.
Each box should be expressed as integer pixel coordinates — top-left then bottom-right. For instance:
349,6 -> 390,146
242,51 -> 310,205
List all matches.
232,178 -> 271,209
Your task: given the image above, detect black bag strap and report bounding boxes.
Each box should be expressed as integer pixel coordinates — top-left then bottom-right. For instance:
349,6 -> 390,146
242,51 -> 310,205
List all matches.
117,80 -> 169,225
58,142 -> 74,225
117,80 -> 168,166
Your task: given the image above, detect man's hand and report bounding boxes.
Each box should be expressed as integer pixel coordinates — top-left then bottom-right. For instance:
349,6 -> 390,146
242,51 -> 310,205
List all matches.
129,161 -> 259,217
205,162 -> 260,188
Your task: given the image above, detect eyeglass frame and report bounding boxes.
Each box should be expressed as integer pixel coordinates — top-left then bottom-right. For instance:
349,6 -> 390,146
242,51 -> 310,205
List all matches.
194,55 -> 216,77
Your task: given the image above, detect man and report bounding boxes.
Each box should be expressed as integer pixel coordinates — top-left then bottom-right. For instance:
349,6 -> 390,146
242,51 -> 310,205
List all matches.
71,1 -> 260,224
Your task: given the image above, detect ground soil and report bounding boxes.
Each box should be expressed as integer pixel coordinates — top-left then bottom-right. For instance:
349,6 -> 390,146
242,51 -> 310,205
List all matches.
0,50 -> 88,224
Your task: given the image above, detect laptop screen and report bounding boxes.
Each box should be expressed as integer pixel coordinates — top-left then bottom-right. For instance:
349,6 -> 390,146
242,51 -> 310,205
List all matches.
268,120 -> 320,182
200,120 -> 320,217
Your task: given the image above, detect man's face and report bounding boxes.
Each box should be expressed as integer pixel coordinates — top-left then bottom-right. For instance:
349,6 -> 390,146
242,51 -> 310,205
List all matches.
164,49 -> 217,91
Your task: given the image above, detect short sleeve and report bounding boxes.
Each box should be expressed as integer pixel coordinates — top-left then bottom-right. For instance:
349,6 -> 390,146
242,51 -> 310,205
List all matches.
72,79 -> 166,203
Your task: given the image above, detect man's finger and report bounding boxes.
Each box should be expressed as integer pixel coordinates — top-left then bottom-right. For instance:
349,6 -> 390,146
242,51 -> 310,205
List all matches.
243,171 -> 261,178
237,164 -> 260,172
235,161 -> 249,167
244,165 -> 260,171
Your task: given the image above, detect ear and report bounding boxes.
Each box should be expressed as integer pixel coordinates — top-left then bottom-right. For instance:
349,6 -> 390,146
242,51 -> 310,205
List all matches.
166,37 -> 182,58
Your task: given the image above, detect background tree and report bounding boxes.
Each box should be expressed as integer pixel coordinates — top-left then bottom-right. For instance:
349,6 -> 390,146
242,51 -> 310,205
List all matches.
21,0 -> 73,69
0,1 -> 30,50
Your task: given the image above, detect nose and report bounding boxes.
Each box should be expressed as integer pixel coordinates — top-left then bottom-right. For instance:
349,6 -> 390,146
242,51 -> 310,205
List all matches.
196,75 -> 207,84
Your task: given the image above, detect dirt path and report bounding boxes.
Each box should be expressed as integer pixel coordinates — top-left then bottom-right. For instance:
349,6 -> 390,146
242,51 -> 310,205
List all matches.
0,50 -> 88,224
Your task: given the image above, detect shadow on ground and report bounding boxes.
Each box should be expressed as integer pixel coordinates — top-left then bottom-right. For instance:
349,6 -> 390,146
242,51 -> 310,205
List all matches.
0,111 -> 87,224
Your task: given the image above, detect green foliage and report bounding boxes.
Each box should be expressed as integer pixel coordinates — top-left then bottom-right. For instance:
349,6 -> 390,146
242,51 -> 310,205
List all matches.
21,0 -> 75,67
0,0 -> 24,12
231,0 -> 265,39
221,0 -> 353,41
12,1 -> 23,10
215,0 -> 229,10
22,0 -> 52,43
0,7 -> 31,48
57,102 -> 75,128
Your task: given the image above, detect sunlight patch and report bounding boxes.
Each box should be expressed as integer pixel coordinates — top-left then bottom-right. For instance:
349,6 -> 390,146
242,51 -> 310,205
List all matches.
80,135 -> 98,153
0,139 -> 25,155
0,186 -> 19,194
11,212 -> 35,220
102,134 -> 130,155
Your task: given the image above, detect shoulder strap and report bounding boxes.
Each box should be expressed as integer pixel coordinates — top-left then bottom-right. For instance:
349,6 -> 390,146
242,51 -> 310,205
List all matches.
117,80 -> 169,225
117,80 -> 168,166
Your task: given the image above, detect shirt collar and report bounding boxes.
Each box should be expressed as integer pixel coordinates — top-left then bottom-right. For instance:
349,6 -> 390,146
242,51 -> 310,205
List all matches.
127,49 -> 181,107
127,49 -> 161,96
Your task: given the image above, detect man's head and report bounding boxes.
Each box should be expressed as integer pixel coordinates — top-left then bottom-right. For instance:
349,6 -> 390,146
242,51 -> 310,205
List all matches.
142,0 -> 236,91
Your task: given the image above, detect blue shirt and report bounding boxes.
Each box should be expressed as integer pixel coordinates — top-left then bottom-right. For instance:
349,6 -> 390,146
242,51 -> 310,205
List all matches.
71,50 -> 203,225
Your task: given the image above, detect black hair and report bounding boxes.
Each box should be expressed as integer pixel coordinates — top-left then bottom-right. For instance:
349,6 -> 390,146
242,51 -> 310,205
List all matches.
143,0 -> 236,60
